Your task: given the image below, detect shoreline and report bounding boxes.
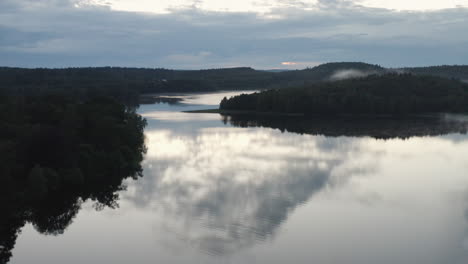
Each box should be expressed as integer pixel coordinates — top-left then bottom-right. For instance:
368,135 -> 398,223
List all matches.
183,109 -> 305,117
183,109 -> 468,119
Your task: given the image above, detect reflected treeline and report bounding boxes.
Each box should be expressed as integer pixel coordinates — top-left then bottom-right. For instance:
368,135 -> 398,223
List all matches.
221,114 -> 468,139
139,96 -> 184,105
0,96 -> 147,263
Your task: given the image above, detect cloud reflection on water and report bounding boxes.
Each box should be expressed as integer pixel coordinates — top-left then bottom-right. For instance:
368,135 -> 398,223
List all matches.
125,91 -> 468,261
123,126 -> 379,255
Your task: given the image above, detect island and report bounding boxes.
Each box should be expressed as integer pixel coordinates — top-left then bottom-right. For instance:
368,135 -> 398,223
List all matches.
219,74 -> 468,116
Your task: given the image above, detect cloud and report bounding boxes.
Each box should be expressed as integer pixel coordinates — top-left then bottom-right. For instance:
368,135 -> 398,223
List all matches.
0,0 -> 467,68
357,0 -> 468,11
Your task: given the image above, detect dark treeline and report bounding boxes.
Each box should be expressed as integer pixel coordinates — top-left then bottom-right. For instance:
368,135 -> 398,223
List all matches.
0,95 -> 147,263
222,114 -> 468,139
1,63 -> 467,101
402,65 -> 468,81
0,67 -> 271,103
220,74 -> 468,115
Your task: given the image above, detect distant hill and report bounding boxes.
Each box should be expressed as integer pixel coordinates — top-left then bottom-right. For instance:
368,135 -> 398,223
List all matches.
272,62 -> 386,86
260,69 -> 292,73
0,62 -> 467,98
0,66 -> 272,95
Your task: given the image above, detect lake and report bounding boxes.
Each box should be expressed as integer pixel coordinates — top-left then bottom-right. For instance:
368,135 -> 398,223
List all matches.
8,91 -> 468,264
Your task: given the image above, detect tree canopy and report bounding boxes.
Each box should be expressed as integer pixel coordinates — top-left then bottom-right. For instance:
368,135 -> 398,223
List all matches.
0,95 -> 147,263
220,74 -> 468,115
1,63 -> 467,101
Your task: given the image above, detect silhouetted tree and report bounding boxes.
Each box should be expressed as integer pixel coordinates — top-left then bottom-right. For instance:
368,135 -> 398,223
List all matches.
0,94 -> 147,263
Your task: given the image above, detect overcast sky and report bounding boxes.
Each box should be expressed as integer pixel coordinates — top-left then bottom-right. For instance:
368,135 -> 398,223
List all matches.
1,0 -> 467,69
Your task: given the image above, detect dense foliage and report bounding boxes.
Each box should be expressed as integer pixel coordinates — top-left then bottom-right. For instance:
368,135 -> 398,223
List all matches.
1,63 -> 466,100
220,74 -> 468,115
403,65 -> 468,81
0,67 -> 272,100
0,95 -> 147,263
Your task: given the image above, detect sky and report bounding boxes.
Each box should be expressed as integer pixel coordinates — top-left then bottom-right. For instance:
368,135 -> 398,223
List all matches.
0,0 -> 467,69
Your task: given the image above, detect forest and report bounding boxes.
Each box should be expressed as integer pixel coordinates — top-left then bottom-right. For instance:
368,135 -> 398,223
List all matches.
219,74 -> 468,115
0,95 -> 147,263
402,65 -> 468,81
1,63 -> 468,101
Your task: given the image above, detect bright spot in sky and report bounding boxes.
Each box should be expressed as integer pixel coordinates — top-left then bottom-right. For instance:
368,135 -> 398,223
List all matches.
100,0 -> 468,13
280,61 -> 321,69
282,62 -> 299,65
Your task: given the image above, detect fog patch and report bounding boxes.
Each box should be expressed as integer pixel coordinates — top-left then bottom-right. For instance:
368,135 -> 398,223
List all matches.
442,113 -> 468,123
329,69 -> 375,81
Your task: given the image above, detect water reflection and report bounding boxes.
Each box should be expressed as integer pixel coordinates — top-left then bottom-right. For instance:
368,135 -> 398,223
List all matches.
123,94 -> 468,262
123,122 -> 468,263
222,114 -> 468,139
7,92 -> 468,264
1,155 -> 146,263
124,127 -> 381,255
0,100 -> 147,264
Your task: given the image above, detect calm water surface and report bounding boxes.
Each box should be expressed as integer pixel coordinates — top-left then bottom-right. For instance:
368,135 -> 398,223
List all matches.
10,91 -> 468,264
